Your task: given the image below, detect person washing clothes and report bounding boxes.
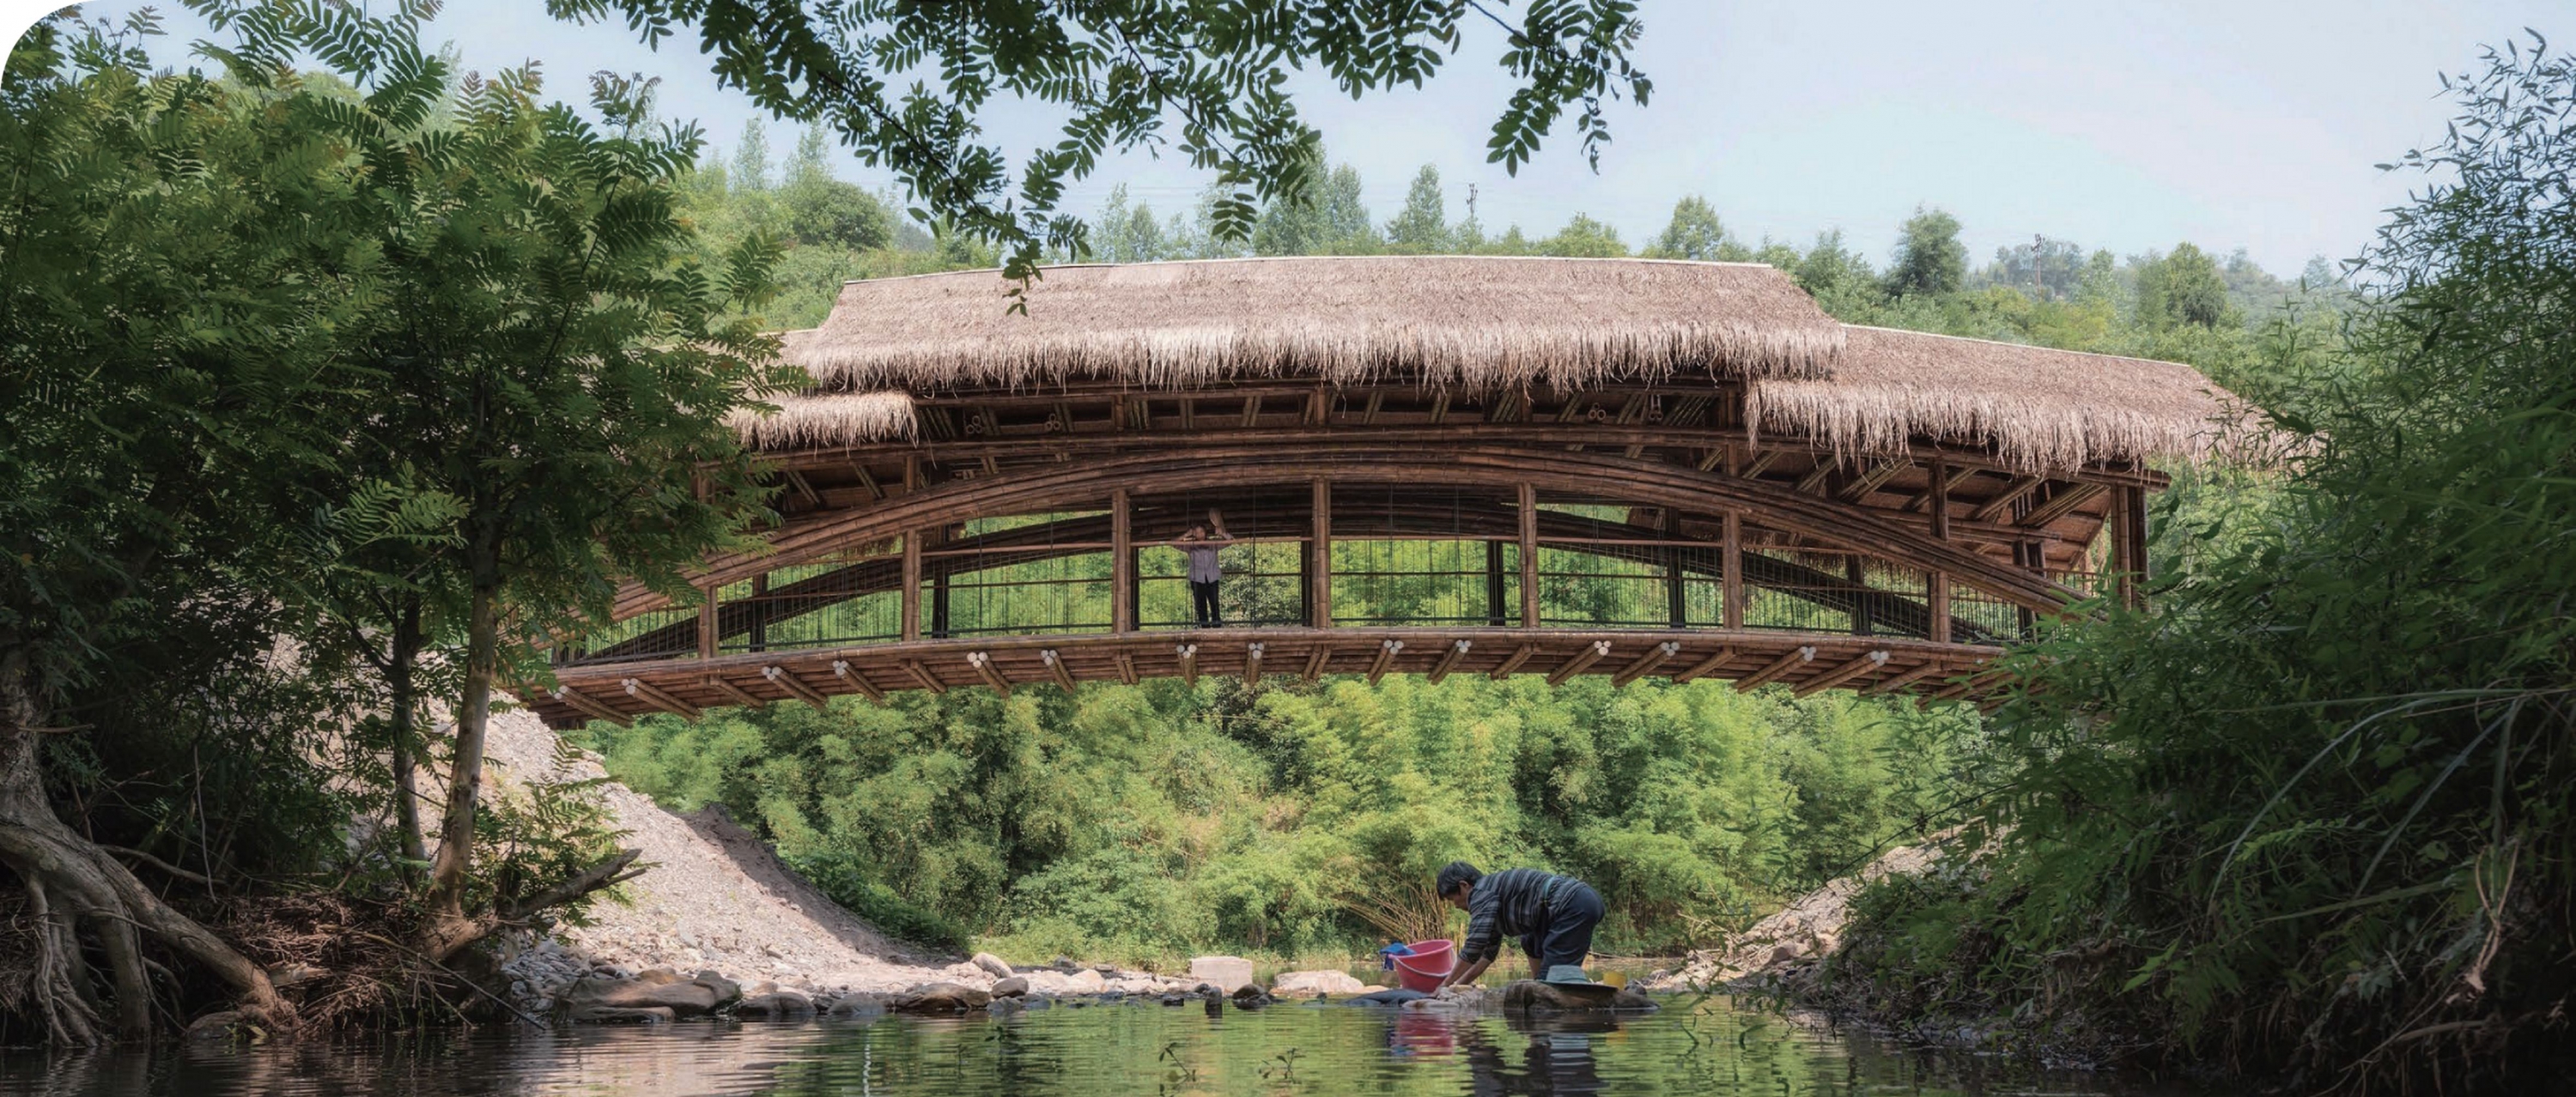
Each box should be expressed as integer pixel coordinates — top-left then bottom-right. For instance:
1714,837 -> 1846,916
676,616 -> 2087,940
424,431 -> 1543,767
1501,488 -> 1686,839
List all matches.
1175,509 -> 1231,627
1431,861 -> 1605,991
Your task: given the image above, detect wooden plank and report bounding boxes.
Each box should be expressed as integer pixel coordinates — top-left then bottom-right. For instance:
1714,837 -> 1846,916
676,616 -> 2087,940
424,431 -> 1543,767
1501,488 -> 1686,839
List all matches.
1906,464 -> 1979,514
1242,642 -> 1264,686
1734,645 -> 1815,692
1864,662 -> 1948,696
2020,482 -> 2106,529
1546,640 -> 1613,686
1611,641 -> 1680,687
550,687 -> 631,727
1490,643 -> 1540,681
1366,639 -> 1404,685
1518,482 -> 1540,627
704,676 -> 767,709
1934,668 -> 2012,702
1838,459 -> 1909,502
1672,645 -> 1736,683
1425,639 -> 1472,683
762,665 -> 832,711
1113,652 -> 1138,686
623,677 -> 701,719
829,659 -> 886,702
902,660 -> 947,694
1794,650 -> 1891,697
1040,650 -> 1079,693
1302,646 -> 1332,682
1970,476 -> 2045,523
967,652 -> 1012,696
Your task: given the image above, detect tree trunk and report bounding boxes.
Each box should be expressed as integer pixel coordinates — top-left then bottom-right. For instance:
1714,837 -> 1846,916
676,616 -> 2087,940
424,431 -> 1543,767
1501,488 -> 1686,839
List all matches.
386,600 -> 427,871
0,648 -> 290,1043
422,583 -> 496,954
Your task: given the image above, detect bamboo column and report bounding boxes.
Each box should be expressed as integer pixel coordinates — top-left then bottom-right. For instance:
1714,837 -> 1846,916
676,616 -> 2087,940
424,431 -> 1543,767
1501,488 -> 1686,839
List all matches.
1928,456 -> 1952,643
1111,488 -> 1134,633
901,530 -> 921,643
1517,482 -> 1540,628
1720,511 -> 1744,631
1309,478 -> 1333,627
747,573 -> 768,653
1662,509 -> 1687,627
2111,484 -> 2148,610
696,582 -> 718,660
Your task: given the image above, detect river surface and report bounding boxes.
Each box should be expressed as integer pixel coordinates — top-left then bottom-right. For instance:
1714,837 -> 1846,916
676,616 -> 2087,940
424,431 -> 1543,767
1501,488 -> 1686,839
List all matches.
3,995 -> 2227,1096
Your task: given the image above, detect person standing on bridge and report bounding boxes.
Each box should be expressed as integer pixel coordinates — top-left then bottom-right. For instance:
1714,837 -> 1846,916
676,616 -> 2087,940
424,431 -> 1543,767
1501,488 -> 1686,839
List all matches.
1176,509 -> 1232,627
1432,861 -> 1606,991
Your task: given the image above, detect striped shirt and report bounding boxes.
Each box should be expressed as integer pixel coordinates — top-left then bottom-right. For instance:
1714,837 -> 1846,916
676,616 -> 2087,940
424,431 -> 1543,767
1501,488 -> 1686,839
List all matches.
1456,868 -> 1570,964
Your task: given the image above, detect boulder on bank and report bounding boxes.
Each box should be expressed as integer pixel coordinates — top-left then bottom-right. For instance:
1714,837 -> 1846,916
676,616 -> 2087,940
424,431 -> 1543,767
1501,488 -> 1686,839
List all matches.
890,983 -> 993,1013
559,971 -> 744,1020
971,952 -> 1015,979
1189,955 -> 1255,994
992,976 -> 1030,998
736,991 -> 816,1018
1272,970 -> 1369,997
1500,980 -> 1656,1012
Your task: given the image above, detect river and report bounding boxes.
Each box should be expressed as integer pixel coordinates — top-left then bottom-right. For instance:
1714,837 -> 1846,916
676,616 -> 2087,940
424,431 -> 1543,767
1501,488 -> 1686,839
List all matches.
3,995 -> 2225,1095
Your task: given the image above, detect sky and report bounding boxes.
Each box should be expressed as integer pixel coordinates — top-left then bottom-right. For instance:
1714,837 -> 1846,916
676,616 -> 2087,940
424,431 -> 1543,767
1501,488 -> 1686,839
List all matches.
15,0 -> 2566,276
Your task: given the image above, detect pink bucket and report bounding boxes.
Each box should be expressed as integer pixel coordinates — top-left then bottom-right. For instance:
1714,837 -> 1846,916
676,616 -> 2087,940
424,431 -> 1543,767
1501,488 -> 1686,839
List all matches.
1391,939 -> 1455,992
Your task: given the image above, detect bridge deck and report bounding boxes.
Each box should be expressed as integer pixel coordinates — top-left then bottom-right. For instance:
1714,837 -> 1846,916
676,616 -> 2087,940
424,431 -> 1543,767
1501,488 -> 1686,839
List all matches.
526,626 -> 2002,728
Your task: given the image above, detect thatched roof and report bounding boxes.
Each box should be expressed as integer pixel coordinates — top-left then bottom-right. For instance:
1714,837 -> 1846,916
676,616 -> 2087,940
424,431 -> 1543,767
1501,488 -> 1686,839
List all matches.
728,389 -> 915,450
1747,326 -> 2240,470
787,256 -> 1845,392
741,258 -> 2251,472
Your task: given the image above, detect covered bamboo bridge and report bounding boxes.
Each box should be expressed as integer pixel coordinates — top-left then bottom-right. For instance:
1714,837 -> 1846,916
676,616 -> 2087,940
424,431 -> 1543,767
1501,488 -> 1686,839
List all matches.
526,257 -> 2239,729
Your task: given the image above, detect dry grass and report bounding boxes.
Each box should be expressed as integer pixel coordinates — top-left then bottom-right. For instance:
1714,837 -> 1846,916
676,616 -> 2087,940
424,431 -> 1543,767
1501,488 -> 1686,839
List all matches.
1748,325 -> 2248,472
750,260 -> 2255,471
727,388 -> 915,448
788,256 -> 1845,393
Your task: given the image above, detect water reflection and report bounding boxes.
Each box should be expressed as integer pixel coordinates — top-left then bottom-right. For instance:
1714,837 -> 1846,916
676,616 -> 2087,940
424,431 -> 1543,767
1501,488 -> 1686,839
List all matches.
1461,1011 -> 1621,1094
0,996 -> 2229,1097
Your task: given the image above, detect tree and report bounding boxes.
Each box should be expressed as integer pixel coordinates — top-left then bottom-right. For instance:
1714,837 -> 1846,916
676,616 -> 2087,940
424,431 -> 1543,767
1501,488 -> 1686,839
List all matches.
1534,212 -> 1627,258
0,10 -> 382,1041
1645,196 -> 1744,261
549,0 -> 1652,283
1386,165 -> 1450,252
2133,242 -> 2233,328
301,53 -> 788,961
1253,161 -> 1377,256
1091,184 -> 1175,263
1883,206 -> 1965,297
1983,234 -> 2087,300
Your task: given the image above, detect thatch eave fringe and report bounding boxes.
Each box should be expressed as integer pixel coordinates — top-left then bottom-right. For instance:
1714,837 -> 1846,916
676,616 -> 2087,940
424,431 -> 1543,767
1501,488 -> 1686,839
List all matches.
1747,326 -> 2247,473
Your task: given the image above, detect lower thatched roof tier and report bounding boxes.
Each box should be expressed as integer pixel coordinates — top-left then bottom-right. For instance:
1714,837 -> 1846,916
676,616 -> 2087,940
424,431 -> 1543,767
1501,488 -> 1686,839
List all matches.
728,390 -> 916,451
1746,326 -> 2240,471
787,256 -> 1845,392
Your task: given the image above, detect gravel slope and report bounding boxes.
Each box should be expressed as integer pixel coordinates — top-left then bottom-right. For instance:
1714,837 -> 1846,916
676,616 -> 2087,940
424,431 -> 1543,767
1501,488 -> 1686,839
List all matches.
479,708 -> 975,992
